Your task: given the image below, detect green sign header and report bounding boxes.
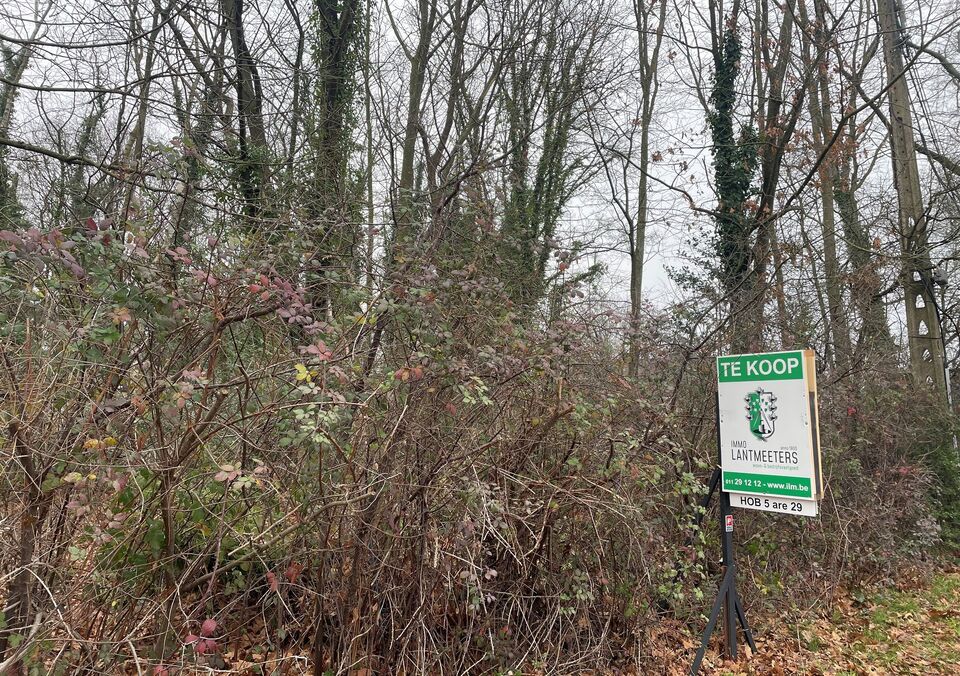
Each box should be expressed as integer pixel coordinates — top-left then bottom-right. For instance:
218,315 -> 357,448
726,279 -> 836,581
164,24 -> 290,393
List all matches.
717,351 -> 804,383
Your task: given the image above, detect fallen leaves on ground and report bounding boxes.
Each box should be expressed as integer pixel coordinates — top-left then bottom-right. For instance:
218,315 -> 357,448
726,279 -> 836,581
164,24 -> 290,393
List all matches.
647,567 -> 960,676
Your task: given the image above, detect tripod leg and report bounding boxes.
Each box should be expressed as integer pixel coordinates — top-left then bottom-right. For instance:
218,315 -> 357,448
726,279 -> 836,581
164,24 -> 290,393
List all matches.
689,567 -> 732,676
735,595 -> 757,652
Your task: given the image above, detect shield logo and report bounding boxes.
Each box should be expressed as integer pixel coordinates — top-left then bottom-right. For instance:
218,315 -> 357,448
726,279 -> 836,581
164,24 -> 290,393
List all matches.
745,388 -> 777,439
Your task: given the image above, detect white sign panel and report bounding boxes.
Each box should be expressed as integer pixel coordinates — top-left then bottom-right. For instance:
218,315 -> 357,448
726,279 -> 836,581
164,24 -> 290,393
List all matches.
729,493 -> 819,517
717,350 -> 822,516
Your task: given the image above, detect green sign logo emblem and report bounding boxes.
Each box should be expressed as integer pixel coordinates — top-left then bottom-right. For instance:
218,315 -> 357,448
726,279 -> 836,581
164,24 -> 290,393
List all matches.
745,388 -> 777,439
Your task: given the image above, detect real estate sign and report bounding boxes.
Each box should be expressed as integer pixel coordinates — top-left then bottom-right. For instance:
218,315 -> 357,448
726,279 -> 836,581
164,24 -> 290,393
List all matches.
717,350 -> 822,517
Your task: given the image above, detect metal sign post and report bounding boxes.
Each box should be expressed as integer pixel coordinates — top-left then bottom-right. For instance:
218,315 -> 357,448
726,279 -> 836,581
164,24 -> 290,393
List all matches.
689,397 -> 756,676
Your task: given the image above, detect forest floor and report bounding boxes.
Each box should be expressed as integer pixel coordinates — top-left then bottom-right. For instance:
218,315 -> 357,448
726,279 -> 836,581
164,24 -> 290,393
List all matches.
118,566 -> 960,674
653,565 -> 960,675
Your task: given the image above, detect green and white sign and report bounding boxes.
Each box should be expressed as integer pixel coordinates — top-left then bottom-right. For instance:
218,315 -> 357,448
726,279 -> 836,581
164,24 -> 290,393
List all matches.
717,350 -> 822,517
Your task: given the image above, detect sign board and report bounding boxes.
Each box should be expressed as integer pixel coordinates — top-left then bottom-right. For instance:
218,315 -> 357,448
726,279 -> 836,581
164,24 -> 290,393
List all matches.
717,350 -> 822,517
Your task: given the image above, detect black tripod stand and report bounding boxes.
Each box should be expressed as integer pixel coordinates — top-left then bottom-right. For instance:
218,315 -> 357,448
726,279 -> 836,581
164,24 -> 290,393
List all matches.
687,466 -> 757,675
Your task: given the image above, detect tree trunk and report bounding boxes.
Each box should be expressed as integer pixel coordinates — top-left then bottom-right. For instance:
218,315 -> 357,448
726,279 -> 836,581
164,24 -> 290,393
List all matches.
222,0 -> 269,216
800,0 -> 852,370
393,0 -> 435,254
627,0 -> 667,377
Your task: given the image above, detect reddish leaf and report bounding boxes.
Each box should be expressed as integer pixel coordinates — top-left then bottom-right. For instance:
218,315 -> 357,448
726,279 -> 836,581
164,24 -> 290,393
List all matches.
200,618 -> 217,637
303,341 -> 333,361
0,231 -> 21,245
214,465 -> 239,483
285,562 -> 303,583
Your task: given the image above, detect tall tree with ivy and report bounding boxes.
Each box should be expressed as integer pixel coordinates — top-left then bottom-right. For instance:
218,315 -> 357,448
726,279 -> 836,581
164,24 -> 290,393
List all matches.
306,0 -> 363,316
708,8 -> 759,348
0,46 -> 27,229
